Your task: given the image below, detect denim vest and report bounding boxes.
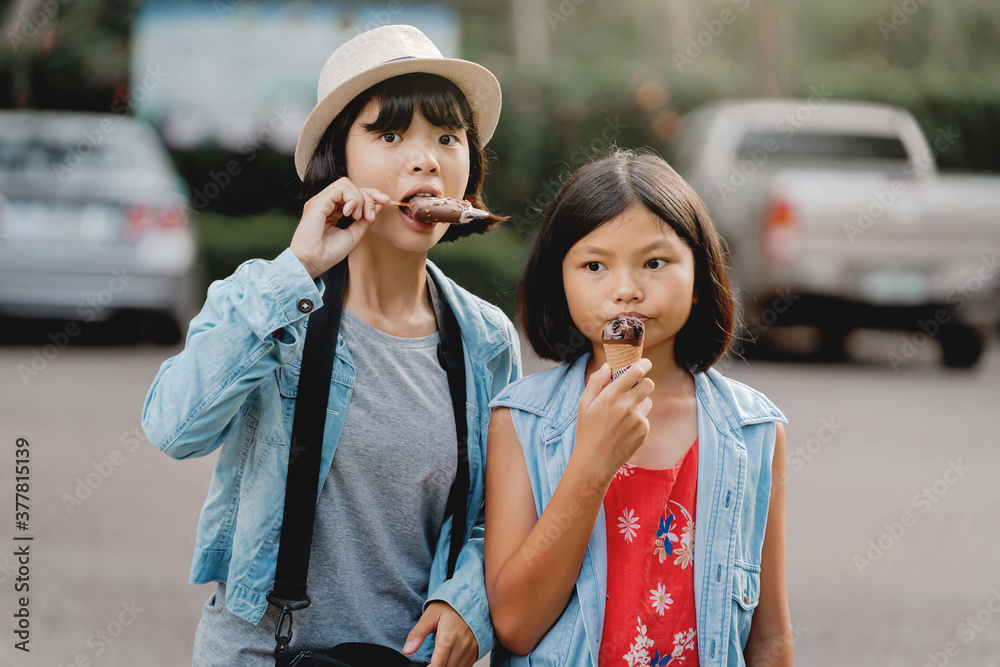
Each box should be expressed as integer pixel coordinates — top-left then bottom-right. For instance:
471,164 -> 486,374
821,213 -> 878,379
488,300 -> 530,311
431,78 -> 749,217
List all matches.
487,352 -> 787,666
141,248 -> 521,662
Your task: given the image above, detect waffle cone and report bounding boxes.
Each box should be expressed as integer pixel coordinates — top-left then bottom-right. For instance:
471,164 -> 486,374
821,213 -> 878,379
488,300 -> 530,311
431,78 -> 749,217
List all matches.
604,341 -> 643,378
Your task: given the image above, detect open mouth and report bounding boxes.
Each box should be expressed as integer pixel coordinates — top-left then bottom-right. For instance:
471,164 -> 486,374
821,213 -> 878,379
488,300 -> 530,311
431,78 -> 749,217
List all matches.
401,192 -> 437,203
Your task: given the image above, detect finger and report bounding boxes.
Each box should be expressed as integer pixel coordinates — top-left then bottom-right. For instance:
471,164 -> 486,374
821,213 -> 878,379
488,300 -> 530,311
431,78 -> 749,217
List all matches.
429,641 -> 453,667
339,181 -> 366,219
343,214 -> 374,249
637,396 -> 653,418
629,377 -> 655,398
362,187 -> 390,203
358,189 -> 377,221
578,362 -> 611,410
361,188 -> 388,221
616,358 -> 651,388
403,606 -> 440,655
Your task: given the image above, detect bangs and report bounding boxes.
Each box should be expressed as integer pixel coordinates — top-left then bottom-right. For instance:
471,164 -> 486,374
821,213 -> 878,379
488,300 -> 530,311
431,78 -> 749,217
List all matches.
360,74 -> 471,134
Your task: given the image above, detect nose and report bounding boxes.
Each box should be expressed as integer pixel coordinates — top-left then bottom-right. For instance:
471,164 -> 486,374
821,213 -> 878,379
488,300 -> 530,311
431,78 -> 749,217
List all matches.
612,268 -> 643,304
406,139 -> 439,174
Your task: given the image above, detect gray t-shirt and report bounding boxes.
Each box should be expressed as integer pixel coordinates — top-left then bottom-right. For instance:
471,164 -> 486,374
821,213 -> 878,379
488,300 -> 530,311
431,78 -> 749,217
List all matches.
192,307 -> 458,665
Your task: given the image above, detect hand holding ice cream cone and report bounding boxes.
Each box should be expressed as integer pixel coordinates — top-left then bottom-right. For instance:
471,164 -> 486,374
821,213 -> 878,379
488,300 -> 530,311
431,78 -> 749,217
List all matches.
602,314 -> 645,381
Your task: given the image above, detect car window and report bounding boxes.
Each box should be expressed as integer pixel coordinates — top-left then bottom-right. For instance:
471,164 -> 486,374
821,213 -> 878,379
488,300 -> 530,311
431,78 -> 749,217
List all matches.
0,134 -> 163,173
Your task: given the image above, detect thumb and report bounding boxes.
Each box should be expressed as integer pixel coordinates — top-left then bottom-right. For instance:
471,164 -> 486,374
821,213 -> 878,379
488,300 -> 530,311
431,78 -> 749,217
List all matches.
579,362 -> 611,411
333,214 -> 374,257
403,605 -> 440,655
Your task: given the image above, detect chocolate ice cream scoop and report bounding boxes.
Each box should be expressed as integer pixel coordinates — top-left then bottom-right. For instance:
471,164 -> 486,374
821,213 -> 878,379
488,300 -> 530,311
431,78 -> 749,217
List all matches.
602,314 -> 644,345
388,196 -> 490,224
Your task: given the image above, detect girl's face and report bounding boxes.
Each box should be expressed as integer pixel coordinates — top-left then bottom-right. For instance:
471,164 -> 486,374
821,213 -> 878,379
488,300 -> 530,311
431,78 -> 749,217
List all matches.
561,204 -> 699,355
344,97 -> 471,252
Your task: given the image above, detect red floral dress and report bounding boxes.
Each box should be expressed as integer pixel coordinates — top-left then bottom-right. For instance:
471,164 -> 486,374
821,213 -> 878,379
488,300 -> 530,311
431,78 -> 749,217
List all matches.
598,438 -> 699,667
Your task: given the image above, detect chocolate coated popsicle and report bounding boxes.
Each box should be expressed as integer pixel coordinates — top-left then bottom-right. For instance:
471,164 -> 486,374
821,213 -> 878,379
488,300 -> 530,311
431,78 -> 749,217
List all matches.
387,196 -> 490,224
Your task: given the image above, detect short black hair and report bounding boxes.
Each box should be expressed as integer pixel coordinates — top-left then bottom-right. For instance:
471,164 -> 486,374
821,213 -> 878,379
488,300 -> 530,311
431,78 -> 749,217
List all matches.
299,72 -> 506,242
518,148 -> 735,372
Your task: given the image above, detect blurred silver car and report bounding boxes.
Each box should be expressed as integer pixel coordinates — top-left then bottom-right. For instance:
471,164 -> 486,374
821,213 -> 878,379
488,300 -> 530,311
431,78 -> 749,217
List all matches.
0,110 -> 200,344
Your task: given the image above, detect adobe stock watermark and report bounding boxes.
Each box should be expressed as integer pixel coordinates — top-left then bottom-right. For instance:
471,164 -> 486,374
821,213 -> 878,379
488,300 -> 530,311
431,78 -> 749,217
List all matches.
922,588 -> 1000,667
878,0 -> 932,40
853,458 -> 970,575
782,416 -> 842,478
887,254 -> 999,371
6,0 -> 71,53
720,287 -> 801,370
52,64 -> 170,182
545,0 -> 588,30
743,288 -> 800,343
672,0 -> 752,72
744,618 -> 809,667
713,85 -> 834,203
16,268 -> 135,386
61,426 -> 149,513
506,117 -> 629,234
844,126 -> 960,244
188,106 -> 297,212
55,600 -> 145,666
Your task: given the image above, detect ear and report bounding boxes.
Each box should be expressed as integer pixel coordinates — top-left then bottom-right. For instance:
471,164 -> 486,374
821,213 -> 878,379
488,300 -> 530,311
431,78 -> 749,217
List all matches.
692,285 -> 699,304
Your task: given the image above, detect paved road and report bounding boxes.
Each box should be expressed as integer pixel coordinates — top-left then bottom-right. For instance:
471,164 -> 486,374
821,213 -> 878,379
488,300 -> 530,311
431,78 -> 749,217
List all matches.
1,326 -> 998,665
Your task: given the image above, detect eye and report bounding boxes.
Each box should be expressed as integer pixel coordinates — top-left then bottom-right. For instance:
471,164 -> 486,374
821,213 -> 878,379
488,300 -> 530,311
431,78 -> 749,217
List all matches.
381,132 -> 402,144
584,261 -> 605,272
646,258 -> 668,269
439,134 -> 460,146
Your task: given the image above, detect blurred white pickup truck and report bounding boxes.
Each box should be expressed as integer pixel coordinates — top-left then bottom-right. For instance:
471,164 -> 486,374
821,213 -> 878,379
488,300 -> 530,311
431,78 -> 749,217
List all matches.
674,98 -> 1000,368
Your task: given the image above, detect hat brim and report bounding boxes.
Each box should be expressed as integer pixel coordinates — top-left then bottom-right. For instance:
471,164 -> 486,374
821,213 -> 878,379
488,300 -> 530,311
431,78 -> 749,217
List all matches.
294,58 -> 501,181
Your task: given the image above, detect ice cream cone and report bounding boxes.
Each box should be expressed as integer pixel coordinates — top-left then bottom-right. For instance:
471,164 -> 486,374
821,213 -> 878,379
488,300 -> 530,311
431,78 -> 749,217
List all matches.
602,314 -> 645,381
605,341 -> 643,380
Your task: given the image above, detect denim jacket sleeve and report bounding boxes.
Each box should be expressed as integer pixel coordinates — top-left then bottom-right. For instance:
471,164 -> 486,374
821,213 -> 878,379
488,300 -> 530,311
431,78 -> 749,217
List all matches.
141,247 -> 324,460
422,312 -> 522,660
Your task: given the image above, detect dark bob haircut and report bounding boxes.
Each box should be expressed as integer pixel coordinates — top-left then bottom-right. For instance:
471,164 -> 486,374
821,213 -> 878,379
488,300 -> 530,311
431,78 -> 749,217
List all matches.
298,72 -> 506,242
518,147 -> 735,373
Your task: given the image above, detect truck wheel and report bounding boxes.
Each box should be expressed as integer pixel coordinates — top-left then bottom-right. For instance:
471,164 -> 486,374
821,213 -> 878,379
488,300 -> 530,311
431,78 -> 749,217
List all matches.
939,324 -> 984,369
816,325 -> 851,362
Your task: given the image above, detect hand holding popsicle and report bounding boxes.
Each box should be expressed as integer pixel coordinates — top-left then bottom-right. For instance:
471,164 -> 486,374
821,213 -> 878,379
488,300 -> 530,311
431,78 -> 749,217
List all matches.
291,176 -> 389,280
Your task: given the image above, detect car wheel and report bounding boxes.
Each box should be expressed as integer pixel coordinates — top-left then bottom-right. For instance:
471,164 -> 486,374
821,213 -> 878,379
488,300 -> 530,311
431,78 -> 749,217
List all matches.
137,312 -> 182,345
939,323 -> 984,369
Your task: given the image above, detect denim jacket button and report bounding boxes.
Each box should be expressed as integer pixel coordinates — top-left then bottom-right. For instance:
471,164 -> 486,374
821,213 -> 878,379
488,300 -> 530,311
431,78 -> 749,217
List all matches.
297,298 -> 313,313
743,593 -> 749,604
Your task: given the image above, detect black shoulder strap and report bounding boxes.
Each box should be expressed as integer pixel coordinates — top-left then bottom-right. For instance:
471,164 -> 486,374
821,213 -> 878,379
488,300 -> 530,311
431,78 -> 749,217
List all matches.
426,269 -> 469,578
268,258 -> 347,607
266,259 -> 469,655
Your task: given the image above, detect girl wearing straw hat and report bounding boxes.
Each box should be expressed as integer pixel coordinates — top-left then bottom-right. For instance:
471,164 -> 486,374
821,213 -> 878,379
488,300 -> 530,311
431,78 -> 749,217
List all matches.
142,24 -> 520,666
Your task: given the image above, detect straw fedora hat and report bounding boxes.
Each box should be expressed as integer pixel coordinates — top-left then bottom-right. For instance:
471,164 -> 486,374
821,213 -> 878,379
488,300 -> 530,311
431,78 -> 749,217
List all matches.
294,24 -> 502,181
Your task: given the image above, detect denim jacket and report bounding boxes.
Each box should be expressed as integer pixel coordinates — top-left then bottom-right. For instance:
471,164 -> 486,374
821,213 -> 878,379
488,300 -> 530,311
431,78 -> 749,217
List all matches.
141,247 -> 521,662
487,352 -> 787,666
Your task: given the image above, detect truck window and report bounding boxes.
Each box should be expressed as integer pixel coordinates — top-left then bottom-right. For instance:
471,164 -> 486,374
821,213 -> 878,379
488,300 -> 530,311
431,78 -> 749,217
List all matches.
737,132 -> 909,163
